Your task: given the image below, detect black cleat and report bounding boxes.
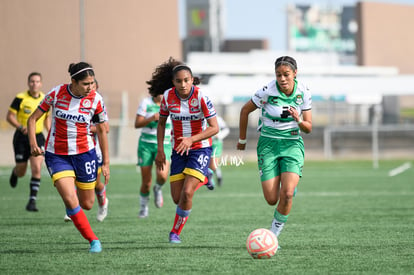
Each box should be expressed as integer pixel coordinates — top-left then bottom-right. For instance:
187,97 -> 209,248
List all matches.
206,174 -> 215,190
26,199 -> 38,212
9,170 -> 18,188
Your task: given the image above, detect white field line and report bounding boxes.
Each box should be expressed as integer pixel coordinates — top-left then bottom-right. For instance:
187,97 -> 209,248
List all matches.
388,162 -> 412,177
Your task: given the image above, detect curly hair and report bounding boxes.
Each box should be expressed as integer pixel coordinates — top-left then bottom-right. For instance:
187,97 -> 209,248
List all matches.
146,57 -> 200,97
146,57 -> 182,97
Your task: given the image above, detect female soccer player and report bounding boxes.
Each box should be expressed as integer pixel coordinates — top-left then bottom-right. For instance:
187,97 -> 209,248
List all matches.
63,79 -> 109,223
154,58 -> 218,243
237,56 -> 312,245
28,62 -> 110,253
135,93 -> 172,218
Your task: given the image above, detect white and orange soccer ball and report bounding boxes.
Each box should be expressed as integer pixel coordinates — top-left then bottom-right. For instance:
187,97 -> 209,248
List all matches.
246,228 -> 278,259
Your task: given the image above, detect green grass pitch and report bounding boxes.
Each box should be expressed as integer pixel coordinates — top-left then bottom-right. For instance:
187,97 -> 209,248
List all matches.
0,160 -> 413,274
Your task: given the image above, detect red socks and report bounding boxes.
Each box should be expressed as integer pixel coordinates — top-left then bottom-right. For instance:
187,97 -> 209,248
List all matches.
171,206 -> 191,235
69,208 -> 98,243
171,214 -> 188,235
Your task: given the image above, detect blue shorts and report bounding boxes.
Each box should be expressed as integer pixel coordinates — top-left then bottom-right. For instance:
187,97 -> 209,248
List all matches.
170,147 -> 212,183
45,149 -> 98,190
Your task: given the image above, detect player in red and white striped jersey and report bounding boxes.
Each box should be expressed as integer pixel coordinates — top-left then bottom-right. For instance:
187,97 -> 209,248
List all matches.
28,62 -> 109,253
160,87 -> 215,150
153,58 -> 219,244
63,79 -> 109,223
39,84 -> 106,155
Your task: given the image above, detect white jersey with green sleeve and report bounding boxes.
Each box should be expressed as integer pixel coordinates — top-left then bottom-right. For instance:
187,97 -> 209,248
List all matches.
251,79 -> 312,139
136,97 -> 172,144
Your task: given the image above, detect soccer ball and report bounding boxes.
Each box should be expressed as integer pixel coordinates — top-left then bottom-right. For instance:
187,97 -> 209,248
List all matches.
246,228 -> 278,259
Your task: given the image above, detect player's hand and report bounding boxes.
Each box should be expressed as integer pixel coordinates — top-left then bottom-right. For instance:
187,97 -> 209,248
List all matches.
155,152 -> 166,171
237,143 -> 246,150
101,164 -> 110,185
288,106 -> 300,122
30,144 -> 44,156
176,137 -> 193,155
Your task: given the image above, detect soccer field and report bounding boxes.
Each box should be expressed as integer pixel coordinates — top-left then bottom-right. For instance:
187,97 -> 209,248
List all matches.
1,160 -> 413,274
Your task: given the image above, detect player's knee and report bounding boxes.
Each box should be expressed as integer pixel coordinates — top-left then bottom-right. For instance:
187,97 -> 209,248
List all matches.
180,189 -> 193,204
263,191 -> 278,205
157,176 -> 168,185
279,191 -> 294,205
284,190 -> 295,200
80,200 -> 94,210
15,171 -> 26,177
14,167 -> 26,177
30,164 -> 42,174
265,197 -> 278,206
172,196 -> 180,204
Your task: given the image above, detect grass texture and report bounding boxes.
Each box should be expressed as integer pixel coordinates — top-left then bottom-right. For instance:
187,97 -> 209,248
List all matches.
0,160 -> 413,274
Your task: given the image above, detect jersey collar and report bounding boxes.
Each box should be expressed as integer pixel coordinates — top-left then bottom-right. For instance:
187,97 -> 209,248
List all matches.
67,84 -> 86,99
174,86 -> 194,101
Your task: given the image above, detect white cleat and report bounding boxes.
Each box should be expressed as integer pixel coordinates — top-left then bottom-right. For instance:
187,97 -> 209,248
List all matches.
138,205 -> 149,218
270,218 -> 284,237
153,185 -> 164,208
96,198 -> 109,222
64,214 -> 72,222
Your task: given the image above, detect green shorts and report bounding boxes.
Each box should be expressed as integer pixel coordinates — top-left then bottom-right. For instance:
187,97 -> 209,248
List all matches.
211,139 -> 223,158
137,138 -> 172,167
257,135 -> 304,182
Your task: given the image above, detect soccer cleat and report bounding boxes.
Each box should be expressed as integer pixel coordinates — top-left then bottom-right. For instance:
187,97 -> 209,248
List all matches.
169,232 -> 181,244
9,170 -> 18,188
217,177 -> 222,187
153,185 -> 164,208
64,214 -> 72,222
270,218 -> 285,237
270,219 -> 277,236
96,198 -> 109,222
206,179 -> 215,190
138,205 -> 149,218
89,240 -> 102,253
206,171 -> 215,190
26,199 -> 38,212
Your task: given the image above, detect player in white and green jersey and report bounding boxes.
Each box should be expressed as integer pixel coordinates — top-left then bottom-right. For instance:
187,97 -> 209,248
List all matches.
135,95 -> 172,218
237,56 -> 312,247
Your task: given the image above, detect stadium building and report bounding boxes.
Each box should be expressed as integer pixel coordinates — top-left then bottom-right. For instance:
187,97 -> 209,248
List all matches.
1,1 -> 414,164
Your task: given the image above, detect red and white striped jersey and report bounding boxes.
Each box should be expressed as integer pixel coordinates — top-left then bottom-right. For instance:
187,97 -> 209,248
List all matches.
38,84 -> 108,155
160,86 -> 216,150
